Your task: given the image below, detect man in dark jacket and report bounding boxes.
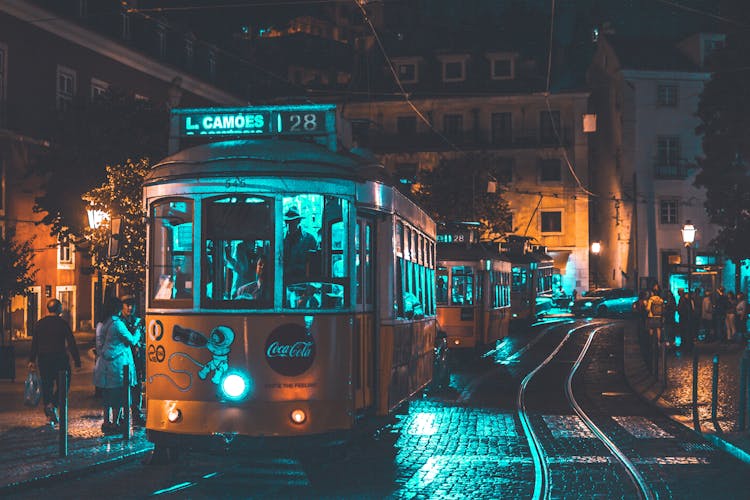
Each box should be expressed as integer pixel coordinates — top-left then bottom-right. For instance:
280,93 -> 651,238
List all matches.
28,299 -> 81,424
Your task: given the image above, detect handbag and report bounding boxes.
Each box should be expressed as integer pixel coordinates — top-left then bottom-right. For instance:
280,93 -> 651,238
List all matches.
24,369 -> 42,407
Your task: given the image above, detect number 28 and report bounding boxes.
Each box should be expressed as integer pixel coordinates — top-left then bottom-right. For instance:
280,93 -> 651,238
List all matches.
289,113 -> 318,131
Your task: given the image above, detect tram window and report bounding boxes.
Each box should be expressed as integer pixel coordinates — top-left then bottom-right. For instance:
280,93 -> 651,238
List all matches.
512,266 -> 527,292
364,223 -> 373,305
436,266 -> 448,305
450,266 -> 474,305
282,194 -> 348,309
150,199 -> 194,304
204,195 -> 273,306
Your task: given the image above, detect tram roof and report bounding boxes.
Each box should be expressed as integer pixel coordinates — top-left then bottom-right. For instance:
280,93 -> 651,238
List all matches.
147,138 -> 390,184
437,242 -> 506,262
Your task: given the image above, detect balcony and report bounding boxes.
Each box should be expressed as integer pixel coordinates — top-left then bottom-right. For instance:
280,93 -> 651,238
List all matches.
654,164 -> 690,180
359,127 -> 572,153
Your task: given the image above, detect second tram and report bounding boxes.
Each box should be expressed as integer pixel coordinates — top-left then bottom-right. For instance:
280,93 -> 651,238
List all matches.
142,105 -> 439,453
436,224 -> 512,351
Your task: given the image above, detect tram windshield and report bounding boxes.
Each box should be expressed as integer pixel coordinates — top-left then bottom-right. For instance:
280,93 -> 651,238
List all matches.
151,200 -> 194,302
450,266 -> 474,305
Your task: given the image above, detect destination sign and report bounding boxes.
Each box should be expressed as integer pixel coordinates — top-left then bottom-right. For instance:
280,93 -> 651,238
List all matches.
174,105 -> 333,139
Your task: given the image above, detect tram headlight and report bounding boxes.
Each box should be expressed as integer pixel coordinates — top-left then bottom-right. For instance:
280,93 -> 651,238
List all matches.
220,371 -> 251,401
167,408 -> 182,423
290,409 -> 307,425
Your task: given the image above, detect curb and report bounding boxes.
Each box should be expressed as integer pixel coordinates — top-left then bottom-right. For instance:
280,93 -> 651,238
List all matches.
0,446 -> 152,495
621,322 -> 750,465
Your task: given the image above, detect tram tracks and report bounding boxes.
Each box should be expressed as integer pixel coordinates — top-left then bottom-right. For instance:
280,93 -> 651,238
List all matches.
517,322 -> 655,500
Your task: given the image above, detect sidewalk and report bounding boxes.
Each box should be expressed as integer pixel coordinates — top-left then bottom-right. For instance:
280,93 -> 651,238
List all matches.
0,333 -> 153,494
622,320 -> 750,464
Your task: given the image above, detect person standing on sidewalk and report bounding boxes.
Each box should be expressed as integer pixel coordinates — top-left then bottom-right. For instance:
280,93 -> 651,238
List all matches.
95,296 -> 140,433
736,292 -> 747,339
726,291 -> 737,342
713,287 -> 729,342
93,296 -> 123,434
119,295 -> 146,426
27,299 -> 81,424
646,290 -> 665,343
677,289 -> 693,349
701,291 -> 714,342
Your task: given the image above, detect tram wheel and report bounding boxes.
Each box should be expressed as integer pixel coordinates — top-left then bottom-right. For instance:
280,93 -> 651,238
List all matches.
146,442 -> 181,465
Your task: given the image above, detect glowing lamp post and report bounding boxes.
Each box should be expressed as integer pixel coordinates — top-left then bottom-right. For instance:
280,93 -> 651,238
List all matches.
681,221 -> 696,294
590,241 -> 602,289
87,207 -> 109,326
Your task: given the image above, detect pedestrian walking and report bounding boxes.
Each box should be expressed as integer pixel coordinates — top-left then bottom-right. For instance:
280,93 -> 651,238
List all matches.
93,296 -> 141,434
726,291 -> 737,342
646,290 -> 665,343
118,294 -> 146,426
633,290 -> 649,337
27,299 -> 81,425
663,290 -> 677,343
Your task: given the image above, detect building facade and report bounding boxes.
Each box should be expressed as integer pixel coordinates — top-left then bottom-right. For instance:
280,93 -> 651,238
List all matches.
0,0 -> 243,338
587,33 -> 726,296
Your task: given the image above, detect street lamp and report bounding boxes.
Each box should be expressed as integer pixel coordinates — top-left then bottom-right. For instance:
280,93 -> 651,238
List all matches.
681,221 -> 696,294
86,207 -> 109,326
591,241 -> 602,289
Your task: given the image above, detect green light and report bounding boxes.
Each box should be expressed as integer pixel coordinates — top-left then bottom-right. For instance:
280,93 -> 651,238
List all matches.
220,371 -> 251,401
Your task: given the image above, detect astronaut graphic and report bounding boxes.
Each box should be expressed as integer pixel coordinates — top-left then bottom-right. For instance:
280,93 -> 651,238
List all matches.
197,326 -> 235,384
169,324 -> 236,385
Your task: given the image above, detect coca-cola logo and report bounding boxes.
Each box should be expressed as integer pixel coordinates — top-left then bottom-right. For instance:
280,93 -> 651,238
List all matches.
264,323 -> 315,376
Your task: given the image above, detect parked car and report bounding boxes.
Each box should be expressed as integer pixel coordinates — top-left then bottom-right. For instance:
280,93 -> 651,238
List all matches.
570,288 -> 638,317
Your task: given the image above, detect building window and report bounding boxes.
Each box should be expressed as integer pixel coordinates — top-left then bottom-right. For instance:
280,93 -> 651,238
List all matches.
540,159 -> 562,182
443,114 -> 463,138
57,235 -> 75,270
657,136 -> 680,166
657,84 -> 678,107
442,59 -> 465,82
491,112 -> 512,145
540,110 -> 560,145
395,163 -> 418,186
56,66 -> 76,112
397,63 -> 417,83
396,116 -> 417,135
495,157 -> 513,184
541,211 -> 562,233
491,58 -> 513,79
90,78 -> 109,101
660,199 -> 678,224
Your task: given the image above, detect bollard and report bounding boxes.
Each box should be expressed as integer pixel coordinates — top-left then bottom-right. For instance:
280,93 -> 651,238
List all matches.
740,349 -> 749,431
692,349 -> 700,432
711,354 -> 721,433
123,365 -> 131,440
58,370 -> 68,458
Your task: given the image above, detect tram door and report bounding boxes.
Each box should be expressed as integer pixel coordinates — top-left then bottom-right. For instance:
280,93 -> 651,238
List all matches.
354,217 -> 375,410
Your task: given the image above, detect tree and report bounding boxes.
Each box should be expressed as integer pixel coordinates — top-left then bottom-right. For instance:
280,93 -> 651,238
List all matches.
0,229 -> 37,341
694,0 -> 750,291
415,153 -> 513,241
82,158 -> 150,294
33,89 -> 167,239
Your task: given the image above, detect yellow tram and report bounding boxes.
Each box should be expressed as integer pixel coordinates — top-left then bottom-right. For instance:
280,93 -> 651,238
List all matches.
436,223 -> 512,351
142,105 -> 438,452
502,235 -> 554,325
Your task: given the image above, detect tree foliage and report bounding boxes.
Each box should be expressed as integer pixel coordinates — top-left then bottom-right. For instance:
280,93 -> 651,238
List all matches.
694,0 -> 750,262
33,88 -> 168,239
82,158 -> 150,293
0,229 -> 38,304
414,153 -> 513,240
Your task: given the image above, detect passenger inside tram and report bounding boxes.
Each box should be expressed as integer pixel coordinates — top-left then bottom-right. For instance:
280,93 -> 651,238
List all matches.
234,255 -> 269,303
